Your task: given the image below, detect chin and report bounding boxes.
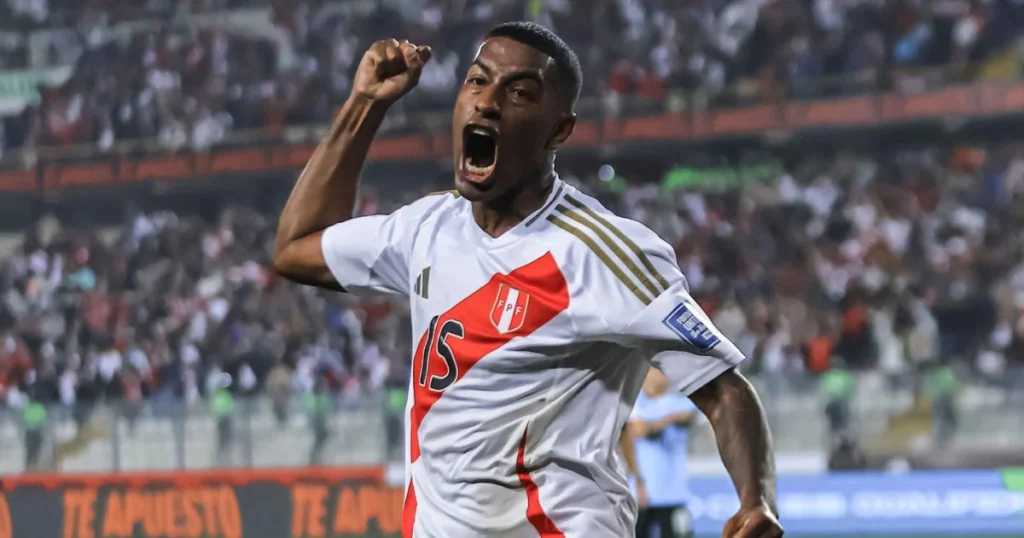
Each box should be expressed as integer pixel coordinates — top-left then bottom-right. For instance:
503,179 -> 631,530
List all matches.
454,177 -> 489,202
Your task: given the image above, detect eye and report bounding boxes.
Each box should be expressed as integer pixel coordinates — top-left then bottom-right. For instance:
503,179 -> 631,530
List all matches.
467,76 -> 486,86
509,86 -> 537,103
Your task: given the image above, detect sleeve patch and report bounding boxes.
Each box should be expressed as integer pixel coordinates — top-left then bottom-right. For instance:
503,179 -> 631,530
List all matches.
662,303 -> 720,352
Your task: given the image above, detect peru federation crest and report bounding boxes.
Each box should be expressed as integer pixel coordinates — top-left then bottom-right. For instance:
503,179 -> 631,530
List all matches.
490,283 -> 530,334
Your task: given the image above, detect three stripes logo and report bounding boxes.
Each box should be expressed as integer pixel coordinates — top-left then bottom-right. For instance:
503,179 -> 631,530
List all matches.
414,267 -> 431,299
546,194 -> 670,306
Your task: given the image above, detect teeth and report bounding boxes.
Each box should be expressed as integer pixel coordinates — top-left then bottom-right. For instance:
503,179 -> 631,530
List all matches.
469,126 -> 492,137
465,161 -> 494,174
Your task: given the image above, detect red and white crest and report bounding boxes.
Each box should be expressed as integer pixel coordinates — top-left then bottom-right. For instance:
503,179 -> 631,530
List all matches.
490,282 -> 530,334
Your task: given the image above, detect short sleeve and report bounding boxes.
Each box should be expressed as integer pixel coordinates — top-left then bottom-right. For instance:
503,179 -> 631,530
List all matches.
621,279 -> 746,396
320,194 -> 448,296
554,196 -> 745,394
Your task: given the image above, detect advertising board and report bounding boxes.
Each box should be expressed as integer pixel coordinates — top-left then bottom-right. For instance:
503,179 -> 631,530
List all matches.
688,469 -> 1024,536
1,468 -> 1021,537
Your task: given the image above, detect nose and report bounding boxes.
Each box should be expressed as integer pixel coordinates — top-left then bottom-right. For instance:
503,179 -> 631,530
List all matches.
474,91 -> 501,122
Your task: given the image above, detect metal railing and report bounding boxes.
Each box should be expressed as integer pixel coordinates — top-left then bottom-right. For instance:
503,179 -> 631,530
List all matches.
3,369 -> 1022,475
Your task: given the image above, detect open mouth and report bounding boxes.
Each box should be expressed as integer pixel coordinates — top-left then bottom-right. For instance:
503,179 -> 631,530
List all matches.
461,124 -> 498,184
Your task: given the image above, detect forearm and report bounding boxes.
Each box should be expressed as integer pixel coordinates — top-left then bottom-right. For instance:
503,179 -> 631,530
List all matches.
691,369 -> 777,514
660,410 -> 695,427
275,95 -> 388,253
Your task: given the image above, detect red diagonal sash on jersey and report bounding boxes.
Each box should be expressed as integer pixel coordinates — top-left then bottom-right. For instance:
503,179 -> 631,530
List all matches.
409,252 -> 569,460
404,252 -> 569,536
517,426 -> 566,537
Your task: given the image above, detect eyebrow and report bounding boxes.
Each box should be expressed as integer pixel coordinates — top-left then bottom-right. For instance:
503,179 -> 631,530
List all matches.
471,59 -> 545,87
471,59 -> 494,76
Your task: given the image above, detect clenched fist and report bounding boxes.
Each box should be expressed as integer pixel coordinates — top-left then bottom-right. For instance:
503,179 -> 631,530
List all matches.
353,39 -> 433,105
722,504 -> 783,538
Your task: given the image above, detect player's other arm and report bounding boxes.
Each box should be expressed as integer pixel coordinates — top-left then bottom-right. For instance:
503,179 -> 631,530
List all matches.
273,39 -> 431,289
690,369 -> 779,535
635,409 -> 696,437
656,409 -> 696,428
593,225 -> 780,537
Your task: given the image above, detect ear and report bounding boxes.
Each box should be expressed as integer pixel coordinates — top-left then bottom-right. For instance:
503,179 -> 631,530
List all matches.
546,113 -> 576,150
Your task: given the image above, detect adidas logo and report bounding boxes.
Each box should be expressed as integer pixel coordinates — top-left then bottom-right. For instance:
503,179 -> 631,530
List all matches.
413,267 -> 431,299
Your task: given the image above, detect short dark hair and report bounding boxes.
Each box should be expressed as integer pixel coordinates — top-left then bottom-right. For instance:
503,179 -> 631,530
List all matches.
486,21 -> 582,108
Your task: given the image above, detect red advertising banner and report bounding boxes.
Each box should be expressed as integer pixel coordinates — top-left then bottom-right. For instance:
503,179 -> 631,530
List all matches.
1,467 -> 403,538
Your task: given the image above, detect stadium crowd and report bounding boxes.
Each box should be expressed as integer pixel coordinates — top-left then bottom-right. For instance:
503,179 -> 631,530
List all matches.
2,143 -> 1023,415
0,0 -> 1023,468
2,0 -> 1024,157
0,193 -> 414,412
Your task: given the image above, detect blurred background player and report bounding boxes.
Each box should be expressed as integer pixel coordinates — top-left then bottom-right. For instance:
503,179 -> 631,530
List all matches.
630,368 -> 698,538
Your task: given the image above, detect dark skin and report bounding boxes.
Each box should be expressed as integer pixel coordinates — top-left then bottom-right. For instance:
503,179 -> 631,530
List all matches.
273,36 -> 781,538
692,368 -> 782,538
450,37 -> 575,236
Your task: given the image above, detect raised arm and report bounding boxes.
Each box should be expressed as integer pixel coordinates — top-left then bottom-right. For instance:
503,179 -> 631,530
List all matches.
273,39 -> 431,289
690,369 -> 781,537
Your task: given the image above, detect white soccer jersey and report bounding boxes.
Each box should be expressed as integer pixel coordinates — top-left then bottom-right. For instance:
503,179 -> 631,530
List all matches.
321,177 -> 745,538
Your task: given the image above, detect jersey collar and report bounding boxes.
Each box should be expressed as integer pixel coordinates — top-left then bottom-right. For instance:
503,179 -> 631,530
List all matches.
464,175 -> 565,249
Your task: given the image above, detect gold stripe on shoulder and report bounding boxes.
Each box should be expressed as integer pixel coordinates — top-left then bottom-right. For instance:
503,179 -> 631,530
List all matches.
547,214 -> 652,305
555,205 -> 662,299
564,195 -> 671,291
425,189 -> 461,198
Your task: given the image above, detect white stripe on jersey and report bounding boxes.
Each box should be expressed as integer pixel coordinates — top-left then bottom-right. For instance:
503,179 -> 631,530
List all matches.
497,287 -> 520,333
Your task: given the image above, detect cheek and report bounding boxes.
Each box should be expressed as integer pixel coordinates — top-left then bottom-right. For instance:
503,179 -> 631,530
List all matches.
453,94 -> 473,117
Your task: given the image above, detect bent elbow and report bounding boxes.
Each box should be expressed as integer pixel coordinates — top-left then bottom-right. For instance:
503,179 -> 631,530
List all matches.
270,233 -> 340,290
271,247 -> 297,280
272,239 -> 309,283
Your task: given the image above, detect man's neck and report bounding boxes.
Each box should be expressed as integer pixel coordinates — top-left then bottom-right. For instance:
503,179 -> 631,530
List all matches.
471,169 -> 555,238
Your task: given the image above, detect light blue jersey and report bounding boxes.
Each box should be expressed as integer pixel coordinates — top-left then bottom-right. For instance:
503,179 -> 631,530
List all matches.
631,391 -> 696,508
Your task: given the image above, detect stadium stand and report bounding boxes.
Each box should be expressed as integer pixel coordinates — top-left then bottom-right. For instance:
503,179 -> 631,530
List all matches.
0,0 -> 1022,479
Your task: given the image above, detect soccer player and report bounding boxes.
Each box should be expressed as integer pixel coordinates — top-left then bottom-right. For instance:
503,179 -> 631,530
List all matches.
273,22 -> 782,538
629,367 -> 699,538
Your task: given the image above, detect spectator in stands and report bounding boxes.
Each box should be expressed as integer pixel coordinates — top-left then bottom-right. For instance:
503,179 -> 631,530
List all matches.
384,377 -> 406,461
827,435 -> 867,472
210,372 -> 235,467
265,358 -> 292,428
305,375 -> 331,466
924,360 -> 960,449
820,359 -> 855,439
21,390 -> 46,471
